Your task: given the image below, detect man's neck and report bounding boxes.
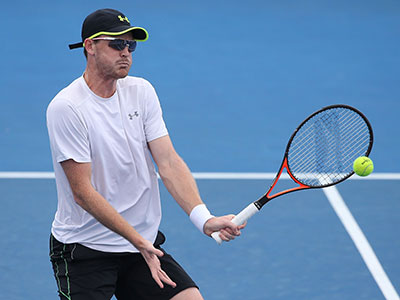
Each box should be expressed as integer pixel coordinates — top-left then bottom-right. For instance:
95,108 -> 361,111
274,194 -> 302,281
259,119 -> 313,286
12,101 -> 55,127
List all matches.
83,70 -> 117,98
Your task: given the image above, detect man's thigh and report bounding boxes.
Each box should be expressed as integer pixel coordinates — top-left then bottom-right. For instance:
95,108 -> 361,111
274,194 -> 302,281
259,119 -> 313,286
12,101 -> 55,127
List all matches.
49,235 -> 119,300
115,240 -> 198,299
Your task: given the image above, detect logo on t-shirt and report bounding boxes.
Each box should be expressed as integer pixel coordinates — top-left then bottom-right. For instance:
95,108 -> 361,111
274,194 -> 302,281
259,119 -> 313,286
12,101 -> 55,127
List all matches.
128,111 -> 139,119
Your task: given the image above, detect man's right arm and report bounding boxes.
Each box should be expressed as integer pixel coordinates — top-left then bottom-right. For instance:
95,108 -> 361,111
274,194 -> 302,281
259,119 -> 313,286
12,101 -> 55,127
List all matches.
60,159 -> 176,289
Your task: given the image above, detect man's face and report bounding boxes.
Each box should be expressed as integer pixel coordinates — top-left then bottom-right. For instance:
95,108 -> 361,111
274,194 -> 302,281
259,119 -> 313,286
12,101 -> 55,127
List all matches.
89,32 -> 134,80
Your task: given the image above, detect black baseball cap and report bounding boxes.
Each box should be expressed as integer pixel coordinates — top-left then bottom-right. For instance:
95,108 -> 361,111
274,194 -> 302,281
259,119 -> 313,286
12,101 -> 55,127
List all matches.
69,8 -> 148,50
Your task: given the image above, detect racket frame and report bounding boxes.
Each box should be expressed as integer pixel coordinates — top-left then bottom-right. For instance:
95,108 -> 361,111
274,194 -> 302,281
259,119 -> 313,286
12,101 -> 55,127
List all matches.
255,104 -> 373,209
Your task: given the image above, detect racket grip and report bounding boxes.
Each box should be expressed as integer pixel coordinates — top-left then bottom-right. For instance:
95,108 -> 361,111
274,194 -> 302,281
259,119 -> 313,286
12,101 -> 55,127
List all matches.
211,203 -> 259,245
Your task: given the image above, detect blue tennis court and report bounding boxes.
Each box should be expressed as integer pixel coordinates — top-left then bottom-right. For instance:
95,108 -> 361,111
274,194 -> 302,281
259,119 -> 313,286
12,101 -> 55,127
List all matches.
1,1 -> 399,299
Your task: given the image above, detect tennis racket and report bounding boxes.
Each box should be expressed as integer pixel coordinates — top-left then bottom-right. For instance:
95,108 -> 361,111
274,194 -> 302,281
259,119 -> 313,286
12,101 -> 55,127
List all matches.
212,104 -> 373,244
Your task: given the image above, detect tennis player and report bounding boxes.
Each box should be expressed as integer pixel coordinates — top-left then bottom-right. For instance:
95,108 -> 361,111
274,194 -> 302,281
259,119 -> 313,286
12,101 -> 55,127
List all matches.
46,8 -> 244,300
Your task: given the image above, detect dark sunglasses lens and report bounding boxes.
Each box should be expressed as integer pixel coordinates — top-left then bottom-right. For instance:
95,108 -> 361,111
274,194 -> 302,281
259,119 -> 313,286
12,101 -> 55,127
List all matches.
109,40 -> 125,51
109,40 -> 137,52
128,41 -> 137,52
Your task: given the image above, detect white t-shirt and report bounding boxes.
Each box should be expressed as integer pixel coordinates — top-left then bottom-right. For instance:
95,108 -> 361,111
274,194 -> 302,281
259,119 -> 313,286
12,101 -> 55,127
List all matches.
46,76 -> 168,253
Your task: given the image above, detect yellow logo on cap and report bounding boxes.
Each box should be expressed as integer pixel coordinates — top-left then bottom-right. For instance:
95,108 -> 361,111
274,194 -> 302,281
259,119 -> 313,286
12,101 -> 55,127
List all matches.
118,15 -> 130,23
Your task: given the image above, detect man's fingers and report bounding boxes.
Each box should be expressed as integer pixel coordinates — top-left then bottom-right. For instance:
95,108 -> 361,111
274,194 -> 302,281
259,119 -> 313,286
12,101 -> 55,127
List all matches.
153,272 -> 164,289
218,218 -> 247,240
224,223 -> 242,236
158,269 -> 177,288
219,229 -> 237,241
152,268 -> 177,289
143,248 -> 176,289
140,242 -> 176,289
204,215 -> 247,237
238,221 -> 247,230
152,248 -> 164,258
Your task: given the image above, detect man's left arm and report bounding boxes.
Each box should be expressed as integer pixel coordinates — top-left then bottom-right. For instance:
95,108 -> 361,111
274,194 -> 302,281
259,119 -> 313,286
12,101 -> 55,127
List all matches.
148,135 -> 244,241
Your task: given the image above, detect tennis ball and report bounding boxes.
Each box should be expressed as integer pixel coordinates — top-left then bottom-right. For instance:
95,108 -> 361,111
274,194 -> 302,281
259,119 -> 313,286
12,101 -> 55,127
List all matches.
353,156 -> 374,176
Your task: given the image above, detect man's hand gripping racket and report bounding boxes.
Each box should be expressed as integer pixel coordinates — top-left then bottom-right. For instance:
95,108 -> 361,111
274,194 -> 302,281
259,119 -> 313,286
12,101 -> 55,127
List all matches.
211,104 -> 373,244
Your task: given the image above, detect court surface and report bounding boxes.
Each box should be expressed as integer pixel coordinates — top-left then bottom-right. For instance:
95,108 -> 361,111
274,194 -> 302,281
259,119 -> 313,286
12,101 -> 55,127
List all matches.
0,1 -> 399,299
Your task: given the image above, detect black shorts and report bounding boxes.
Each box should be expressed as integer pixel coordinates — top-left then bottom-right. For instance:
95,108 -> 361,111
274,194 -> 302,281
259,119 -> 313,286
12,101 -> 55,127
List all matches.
49,232 -> 198,300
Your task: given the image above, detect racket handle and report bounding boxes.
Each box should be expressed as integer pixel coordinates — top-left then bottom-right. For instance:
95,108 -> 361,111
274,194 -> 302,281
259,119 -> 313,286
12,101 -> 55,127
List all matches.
211,203 -> 259,245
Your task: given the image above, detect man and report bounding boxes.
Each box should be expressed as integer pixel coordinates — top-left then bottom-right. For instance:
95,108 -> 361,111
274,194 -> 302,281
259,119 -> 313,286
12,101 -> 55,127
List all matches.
47,8 -> 244,300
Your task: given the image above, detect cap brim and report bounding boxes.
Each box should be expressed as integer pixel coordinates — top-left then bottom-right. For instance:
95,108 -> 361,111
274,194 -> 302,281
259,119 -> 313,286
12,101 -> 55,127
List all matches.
69,26 -> 148,50
88,26 -> 148,41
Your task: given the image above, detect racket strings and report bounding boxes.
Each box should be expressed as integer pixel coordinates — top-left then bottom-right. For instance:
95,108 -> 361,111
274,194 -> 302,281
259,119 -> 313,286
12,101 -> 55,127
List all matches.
292,119 -> 369,182
292,117 -> 369,175
289,109 -> 359,162
289,109 -> 362,162
289,115 -> 355,170
287,107 -> 371,187
288,109 -> 359,162
292,110 -> 369,183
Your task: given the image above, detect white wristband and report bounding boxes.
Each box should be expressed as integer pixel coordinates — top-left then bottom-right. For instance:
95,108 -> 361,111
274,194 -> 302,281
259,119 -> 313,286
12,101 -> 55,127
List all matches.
189,204 -> 214,233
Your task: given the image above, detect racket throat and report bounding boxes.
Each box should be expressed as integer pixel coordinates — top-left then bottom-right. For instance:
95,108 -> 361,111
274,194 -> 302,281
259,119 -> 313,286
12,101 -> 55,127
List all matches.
255,158 -> 309,208
265,158 -> 291,199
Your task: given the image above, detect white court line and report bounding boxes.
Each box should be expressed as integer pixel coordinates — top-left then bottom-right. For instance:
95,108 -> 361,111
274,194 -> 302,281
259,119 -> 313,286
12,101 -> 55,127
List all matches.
0,172 -> 55,179
323,186 -> 400,300
1,172 -> 399,180
193,172 -> 400,180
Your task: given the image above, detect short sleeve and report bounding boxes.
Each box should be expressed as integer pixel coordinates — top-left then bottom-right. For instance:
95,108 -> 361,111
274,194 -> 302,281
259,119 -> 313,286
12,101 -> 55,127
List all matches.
46,99 -> 91,163
142,82 -> 168,142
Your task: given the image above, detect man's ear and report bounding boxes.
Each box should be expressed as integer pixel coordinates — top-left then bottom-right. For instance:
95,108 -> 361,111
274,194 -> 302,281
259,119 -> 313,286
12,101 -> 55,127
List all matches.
84,38 -> 95,56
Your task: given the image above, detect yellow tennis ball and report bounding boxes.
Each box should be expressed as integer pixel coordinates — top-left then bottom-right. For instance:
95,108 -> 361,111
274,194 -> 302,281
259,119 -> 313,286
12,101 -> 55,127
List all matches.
353,156 -> 374,176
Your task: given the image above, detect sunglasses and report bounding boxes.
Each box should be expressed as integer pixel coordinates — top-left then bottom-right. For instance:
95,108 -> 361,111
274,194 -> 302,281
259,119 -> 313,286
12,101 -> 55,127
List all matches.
92,37 -> 137,53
